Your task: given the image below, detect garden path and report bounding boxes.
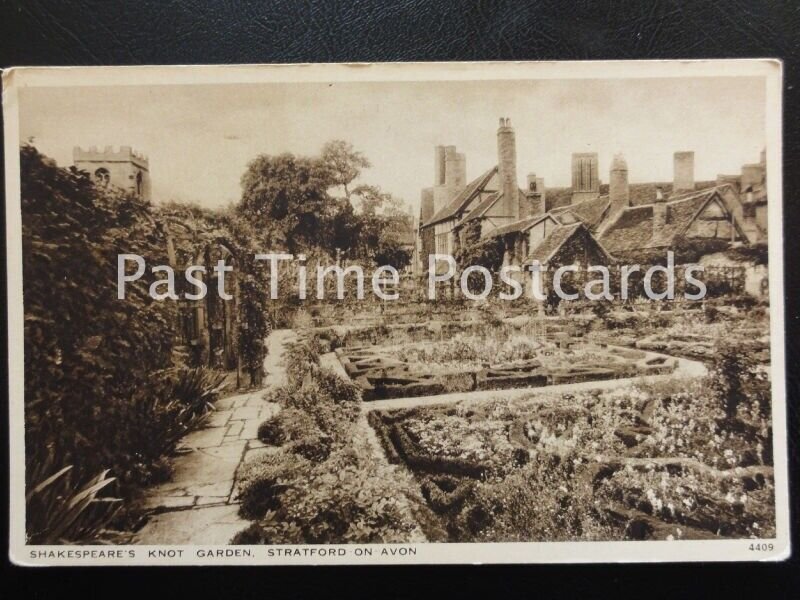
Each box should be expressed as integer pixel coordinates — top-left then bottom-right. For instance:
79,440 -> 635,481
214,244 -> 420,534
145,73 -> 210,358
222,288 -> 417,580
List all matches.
134,329 -> 297,545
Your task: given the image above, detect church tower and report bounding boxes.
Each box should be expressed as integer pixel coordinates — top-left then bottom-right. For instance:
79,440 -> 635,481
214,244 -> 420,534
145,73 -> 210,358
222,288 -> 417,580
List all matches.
73,145 -> 151,201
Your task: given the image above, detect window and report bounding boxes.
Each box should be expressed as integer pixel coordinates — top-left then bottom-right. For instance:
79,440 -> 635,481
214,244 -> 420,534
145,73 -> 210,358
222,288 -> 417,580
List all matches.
136,171 -> 143,196
435,233 -> 449,255
94,168 -> 110,188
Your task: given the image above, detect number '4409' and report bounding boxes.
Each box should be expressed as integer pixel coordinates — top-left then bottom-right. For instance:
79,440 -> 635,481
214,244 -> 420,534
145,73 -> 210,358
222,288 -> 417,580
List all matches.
749,543 -> 774,552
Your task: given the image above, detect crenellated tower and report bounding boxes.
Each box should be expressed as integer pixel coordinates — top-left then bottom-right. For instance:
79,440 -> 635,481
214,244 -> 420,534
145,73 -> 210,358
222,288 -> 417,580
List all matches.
73,145 -> 151,201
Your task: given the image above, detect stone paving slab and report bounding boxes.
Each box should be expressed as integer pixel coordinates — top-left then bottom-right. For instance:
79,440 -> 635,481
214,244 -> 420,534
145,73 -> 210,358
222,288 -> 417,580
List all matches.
206,409 -> 233,428
134,330 -> 295,545
181,424 -> 229,449
136,504 -> 247,545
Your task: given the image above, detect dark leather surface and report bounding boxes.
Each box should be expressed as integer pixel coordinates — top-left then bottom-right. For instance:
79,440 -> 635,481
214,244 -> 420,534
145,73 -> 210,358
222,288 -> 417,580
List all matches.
0,1 -> 797,66
0,0 -> 798,595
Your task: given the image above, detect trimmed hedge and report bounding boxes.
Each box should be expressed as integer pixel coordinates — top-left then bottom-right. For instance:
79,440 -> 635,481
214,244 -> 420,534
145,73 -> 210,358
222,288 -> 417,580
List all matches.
420,475 -> 474,515
389,422 -> 489,480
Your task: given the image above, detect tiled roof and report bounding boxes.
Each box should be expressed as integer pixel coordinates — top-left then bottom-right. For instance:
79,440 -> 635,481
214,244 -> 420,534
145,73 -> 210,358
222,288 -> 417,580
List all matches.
550,194 -> 611,231
423,166 -> 498,226
527,223 -> 584,264
599,187 -> 727,253
628,181 -> 716,206
461,191 -> 501,223
544,181 -> 717,211
485,213 -> 553,238
543,187 -> 573,210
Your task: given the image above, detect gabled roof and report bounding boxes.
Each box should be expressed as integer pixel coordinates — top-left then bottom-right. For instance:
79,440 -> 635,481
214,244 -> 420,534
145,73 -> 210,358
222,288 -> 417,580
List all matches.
461,191 -> 501,223
526,222 -> 616,266
526,223 -> 583,265
599,186 -> 743,253
485,213 -> 557,238
423,166 -> 498,227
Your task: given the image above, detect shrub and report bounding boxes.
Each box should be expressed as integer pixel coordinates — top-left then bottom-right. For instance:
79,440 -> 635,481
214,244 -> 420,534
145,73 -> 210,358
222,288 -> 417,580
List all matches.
458,454 -> 616,542
238,331 -> 422,543
167,367 -> 228,418
707,340 -> 767,422
236,450 -> 309,520
289,433 -> 334,463
257,417 -> 286,446
315,368 -> 361,404
284,339 -> 322,388
257,408 -> 320,446
239,445 -> 419,544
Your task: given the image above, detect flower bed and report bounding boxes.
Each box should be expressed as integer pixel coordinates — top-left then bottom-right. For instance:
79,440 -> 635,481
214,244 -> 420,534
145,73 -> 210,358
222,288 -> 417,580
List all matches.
336,328 -> 675,400
367,373 -> 774,542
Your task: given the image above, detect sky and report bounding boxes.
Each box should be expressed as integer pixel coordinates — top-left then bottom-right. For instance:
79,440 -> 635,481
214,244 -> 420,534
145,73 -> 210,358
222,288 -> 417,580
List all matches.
19,76 -> 766,214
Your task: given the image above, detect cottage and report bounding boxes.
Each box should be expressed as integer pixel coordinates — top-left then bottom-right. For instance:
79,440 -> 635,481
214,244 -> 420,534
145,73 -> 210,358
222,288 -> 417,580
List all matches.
415,118 -> 766,297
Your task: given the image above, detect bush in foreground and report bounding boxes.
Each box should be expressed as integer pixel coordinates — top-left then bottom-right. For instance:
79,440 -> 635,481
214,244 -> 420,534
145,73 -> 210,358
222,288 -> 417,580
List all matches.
236,336 -> 422,543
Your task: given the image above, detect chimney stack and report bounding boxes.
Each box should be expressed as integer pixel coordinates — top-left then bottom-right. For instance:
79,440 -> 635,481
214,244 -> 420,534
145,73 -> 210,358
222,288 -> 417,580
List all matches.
419,188 -> 434,224
609,153 -> 630,213
445,146 -> 466,191
571,152 -> 600,204
741,163 -> 765,190
497,118 -> 519,220
432,144 -> 466,214
673,151 -> 695,192
522,173 -> 546,217
434,146 -> 446,185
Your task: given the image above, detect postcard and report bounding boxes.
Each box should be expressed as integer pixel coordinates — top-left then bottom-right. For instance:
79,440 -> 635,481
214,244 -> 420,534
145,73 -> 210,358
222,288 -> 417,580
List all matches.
3,59 -> 788,564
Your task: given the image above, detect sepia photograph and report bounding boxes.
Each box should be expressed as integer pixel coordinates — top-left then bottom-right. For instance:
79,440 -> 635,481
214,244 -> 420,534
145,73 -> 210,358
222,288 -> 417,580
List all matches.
3,60 -> 788,565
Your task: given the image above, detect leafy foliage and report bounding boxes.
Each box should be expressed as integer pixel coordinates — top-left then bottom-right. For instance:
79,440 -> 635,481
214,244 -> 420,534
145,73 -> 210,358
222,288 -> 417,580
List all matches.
707,340 -> 770,422
22,145 -> 176,487
26,460 -> 121,545
236,141 -> 413,268
235,335 -> 421,543
21,146 -> 234,541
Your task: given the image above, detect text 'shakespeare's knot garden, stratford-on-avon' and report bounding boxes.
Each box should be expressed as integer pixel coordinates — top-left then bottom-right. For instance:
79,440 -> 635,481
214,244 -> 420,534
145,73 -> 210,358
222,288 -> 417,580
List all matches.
3,60 -> 788,565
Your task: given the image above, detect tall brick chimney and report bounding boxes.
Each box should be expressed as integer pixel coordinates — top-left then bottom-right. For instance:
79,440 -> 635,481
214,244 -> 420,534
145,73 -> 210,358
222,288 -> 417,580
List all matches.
444,146 -> 466,191
609,153 -> 630,213
432,144 -> 465,214
497,118 -> 519,220
571,152 -> 600,204
522,172 -> 546,217
673,151 -> 695,192
595,153 -> 630,236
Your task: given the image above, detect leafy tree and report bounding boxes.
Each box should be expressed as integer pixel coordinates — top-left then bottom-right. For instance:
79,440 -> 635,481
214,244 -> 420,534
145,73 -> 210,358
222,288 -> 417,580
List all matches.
320,140 -> 371,200
238,153 -> 332,252
238,142 -> 413,268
